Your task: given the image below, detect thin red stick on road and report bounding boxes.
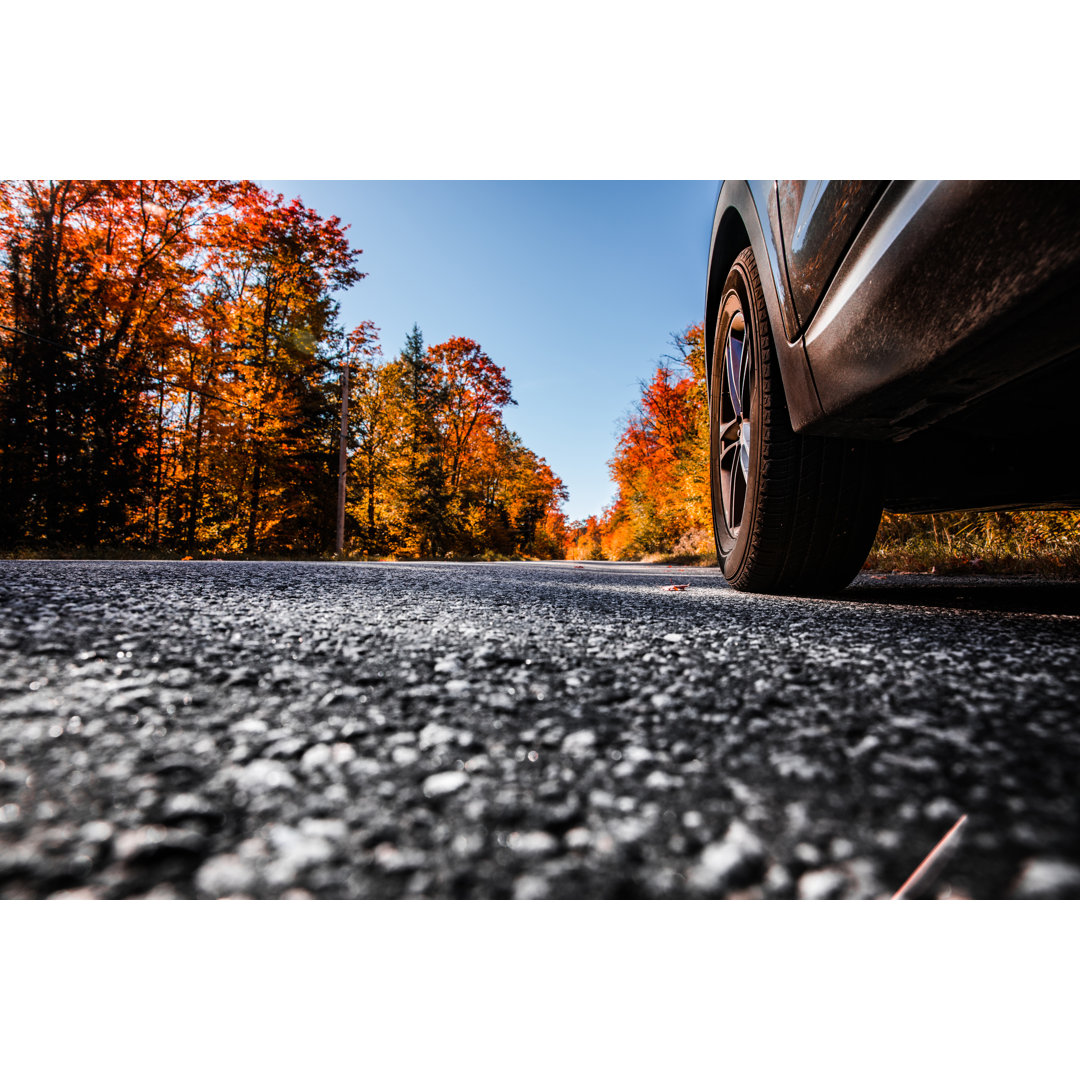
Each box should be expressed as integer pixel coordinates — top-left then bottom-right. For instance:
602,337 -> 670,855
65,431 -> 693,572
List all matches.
892,814 -> 969,899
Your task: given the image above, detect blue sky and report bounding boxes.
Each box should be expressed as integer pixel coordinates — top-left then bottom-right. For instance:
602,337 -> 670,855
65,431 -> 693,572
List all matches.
266,181 -> 717,523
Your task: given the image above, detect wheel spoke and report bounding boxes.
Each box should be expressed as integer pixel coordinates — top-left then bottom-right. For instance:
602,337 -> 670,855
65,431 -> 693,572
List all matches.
739,333 -> 752,416
719,441 -> 741,528
717,416 -> 741,446
730,448 -> 746,529
725,329 -> 744,418
739,420 -> 752,481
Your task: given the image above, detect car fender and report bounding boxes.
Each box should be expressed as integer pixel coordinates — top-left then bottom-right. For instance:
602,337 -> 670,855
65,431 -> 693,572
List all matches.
705,181 -> 823,430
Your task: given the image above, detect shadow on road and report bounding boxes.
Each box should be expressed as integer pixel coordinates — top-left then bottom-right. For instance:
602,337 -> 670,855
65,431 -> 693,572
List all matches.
845,578 -> 1080,618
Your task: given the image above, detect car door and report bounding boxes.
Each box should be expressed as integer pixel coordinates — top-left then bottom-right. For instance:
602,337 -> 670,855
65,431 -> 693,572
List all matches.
776,181 -> 886,332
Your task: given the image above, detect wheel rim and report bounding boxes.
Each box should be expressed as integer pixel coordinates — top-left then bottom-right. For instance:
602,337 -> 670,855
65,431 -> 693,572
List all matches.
717,309 -> 753,538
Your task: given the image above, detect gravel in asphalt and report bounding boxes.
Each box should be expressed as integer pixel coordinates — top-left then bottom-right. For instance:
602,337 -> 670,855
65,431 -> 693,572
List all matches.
2,559 -> 1080,899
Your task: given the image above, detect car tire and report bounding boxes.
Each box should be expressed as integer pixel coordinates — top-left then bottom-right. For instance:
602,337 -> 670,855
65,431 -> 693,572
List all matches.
710,247 -> 883,594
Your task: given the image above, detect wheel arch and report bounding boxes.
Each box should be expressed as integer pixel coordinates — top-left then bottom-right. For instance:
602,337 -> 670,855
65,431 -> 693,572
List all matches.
705,182 -> 823,431
704,202 -> 752,391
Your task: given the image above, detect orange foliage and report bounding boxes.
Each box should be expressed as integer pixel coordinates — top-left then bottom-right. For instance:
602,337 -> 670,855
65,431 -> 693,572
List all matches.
0,183 -> 566,560
577,324 -> 712,561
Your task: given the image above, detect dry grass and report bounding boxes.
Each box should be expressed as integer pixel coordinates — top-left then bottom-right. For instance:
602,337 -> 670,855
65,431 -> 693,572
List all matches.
0,545 -> 331,562
865,511 -> 1080,578
638,527 -> 719,567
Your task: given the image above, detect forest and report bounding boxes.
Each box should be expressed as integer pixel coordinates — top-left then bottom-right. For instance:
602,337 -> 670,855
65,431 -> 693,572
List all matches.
0,181 -> 569,560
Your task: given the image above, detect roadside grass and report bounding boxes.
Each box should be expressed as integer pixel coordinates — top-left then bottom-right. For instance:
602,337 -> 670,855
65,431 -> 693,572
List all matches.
0,544 -> 189,561
862,543 -> 1080,576
0,545 -> 350,562
864,511 -> 1080,577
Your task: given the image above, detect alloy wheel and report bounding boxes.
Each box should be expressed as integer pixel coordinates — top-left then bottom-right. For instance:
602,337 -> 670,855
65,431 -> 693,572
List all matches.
716,310 -> 753,538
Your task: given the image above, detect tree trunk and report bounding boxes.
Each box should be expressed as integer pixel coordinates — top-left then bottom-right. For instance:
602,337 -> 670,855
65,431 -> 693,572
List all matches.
187,394 -> 205,553
152,369 -> 165,545
246,409 -> 264,554
367,463 -> 375,548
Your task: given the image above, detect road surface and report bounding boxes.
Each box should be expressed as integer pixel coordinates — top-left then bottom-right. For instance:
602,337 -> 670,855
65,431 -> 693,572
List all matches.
2,559 -> 1080,899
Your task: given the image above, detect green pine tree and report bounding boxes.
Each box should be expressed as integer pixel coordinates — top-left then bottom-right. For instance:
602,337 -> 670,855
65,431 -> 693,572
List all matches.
396,324 -> 450,556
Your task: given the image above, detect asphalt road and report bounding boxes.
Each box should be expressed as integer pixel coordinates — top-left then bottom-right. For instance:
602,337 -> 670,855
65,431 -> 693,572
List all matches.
2,559 -> 1080,900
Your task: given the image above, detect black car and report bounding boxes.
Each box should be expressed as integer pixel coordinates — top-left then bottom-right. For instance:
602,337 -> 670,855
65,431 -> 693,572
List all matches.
704,180 -> 1080,595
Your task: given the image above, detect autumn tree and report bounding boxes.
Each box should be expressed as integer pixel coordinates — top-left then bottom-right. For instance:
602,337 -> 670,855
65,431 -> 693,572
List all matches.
379,325 -> 446,556
596,324 -> 711,560
428,336 -> 516,492
498,440 -> 568,557
170,285 -> 240,553
342,320 -> 393,551
566,515 -> 605,560
199,188 -> 363,553
0,180 -> 242,546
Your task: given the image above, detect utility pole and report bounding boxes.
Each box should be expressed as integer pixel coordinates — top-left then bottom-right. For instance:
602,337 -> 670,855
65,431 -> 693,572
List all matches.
335,349 -> 350,557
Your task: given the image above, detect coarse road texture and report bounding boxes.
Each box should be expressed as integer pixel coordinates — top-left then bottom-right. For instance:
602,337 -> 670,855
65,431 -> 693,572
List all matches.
2,560 -> 1080,900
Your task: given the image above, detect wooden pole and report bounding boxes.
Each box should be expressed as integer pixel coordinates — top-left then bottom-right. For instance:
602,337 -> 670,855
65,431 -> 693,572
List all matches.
335,355 -> 349,557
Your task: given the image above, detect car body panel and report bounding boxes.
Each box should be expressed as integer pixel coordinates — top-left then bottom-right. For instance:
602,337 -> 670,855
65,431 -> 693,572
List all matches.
776,180 -> 886,331
801,180 -> 1080,439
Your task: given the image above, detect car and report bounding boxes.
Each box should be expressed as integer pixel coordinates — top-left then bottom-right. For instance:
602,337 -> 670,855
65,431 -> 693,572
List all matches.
704,180 -> 1080,595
